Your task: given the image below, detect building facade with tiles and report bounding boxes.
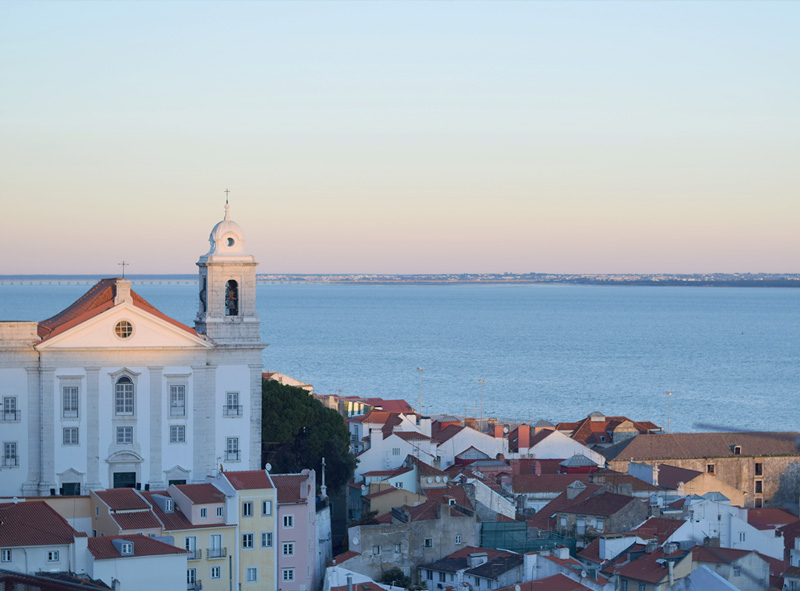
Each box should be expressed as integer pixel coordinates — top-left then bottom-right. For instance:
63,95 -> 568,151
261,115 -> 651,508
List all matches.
0,205 -> 264,496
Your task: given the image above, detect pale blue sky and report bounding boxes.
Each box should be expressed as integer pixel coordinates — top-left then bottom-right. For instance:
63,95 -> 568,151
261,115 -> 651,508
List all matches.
2,1 -> 798,274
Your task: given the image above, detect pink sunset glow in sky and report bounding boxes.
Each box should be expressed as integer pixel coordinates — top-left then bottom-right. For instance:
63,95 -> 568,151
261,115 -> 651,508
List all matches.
2,1 -> 798,275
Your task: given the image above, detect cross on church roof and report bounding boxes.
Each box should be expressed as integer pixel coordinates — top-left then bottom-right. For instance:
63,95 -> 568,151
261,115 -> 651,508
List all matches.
118,260 -> 129,279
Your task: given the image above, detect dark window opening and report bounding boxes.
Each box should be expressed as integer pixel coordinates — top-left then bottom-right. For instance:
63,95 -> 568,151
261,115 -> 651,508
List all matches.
755,462 -> 763,476
225,280 -> 239,316
706,464 -> 715,474
168,479 -> 187,486
61,483 -> 81,496
113,472 -> 136,489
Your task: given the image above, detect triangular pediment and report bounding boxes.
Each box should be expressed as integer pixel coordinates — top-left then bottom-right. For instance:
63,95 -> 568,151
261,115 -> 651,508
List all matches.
36,301 -> 211,350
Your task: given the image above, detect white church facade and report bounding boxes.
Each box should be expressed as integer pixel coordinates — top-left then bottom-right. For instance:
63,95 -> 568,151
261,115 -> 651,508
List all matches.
0,205 -> 264,496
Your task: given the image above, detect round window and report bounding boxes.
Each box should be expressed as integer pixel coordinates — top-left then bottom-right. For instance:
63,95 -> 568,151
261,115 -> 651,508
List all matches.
227,237 -> 235,247
114,320 -> 133,339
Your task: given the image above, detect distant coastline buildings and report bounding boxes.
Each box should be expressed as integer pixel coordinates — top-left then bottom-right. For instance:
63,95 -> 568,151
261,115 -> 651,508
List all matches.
0,204 -> 263,496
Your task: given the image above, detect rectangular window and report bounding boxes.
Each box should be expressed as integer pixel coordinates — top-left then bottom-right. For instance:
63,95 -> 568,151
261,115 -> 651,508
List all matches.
282,569 -> 295,582
733,566 -> 741,577
455,535 -> 462,544
246,567 -> 258,582
392,447 -> 401,456
242,501 -> 253,517
707,463 -> 715,474
47,551 -> 59,562
62,387 -> 79,418
224,392 -> 242,416
2,396 -> 19,422
169,425 -> 185,443
283,514 -> 294,528
170,385 -> 186,416
185,536 -> 197,559
638,583 -> 645,591
426,570 -> 433,580
216,506 -> 224,517
395,544 -> 401,553
209,534 -> 223,558
226,437 -> 240,461
424,538 -> 433,548
3,442 -> 18,467
115,379 -> 134,415
242,533 -> 254,549
116,426 -> 133,444
283,542 -> 295,556
439,572 -> 446,582
596,518 -> 605,532
755,462 -> 763,476
755,480 -> 763,494
262,500 -> 272,515
1,549 -> 11,562
211,566 -> 221,579
621,581 -> 627,591
187,568 -> 197,585
371,545 -> 380,555
63,427 -> 79,445
261,532 -> 273,548
739,532 -> 746,542
200,508 -> 207,518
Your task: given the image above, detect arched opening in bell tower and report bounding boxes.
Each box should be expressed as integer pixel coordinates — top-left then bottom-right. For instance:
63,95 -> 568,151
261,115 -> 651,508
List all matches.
225,280 -> 239,316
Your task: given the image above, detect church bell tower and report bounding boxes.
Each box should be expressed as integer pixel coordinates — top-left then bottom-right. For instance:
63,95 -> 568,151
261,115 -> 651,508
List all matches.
195,201 -> 261,344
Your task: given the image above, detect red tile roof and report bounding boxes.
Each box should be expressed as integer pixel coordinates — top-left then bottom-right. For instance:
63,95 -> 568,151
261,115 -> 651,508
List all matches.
224,470 -> 273,490
360,398 -> 414,413
95,488 -> 150,511
513,471 -> 657,495
563,491 -> 643,518
497,573 -> 593,590
627,517 -> 687,542
0,501 -> 78,547
748,508 -> 799,530
614,547 -> 689,584
88,534 -> 188,559
37,278 -> 196,341
432,423 -> 467,444
272,474 -> 309,504
140,491 -> 195,531
393,431 -> 429,441
332,550 -> 360,564
527,484 -> 602,530
691,545 -> 755,564
557,415 -> 661,445
173,483 -> 226,505
113,511 -> 162,531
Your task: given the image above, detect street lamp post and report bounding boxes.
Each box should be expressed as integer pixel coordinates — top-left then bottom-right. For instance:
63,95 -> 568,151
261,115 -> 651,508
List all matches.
665,391 -> 673,433
416,368 -> 424,415
478,379 -> 486,422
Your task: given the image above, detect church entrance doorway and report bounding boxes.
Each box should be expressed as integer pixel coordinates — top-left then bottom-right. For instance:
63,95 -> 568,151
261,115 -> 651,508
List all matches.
113,472 -> 136,489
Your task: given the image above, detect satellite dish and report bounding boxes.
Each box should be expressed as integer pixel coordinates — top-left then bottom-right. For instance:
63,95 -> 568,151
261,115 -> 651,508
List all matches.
353,537 -> 359,545
264,463 -> 272,472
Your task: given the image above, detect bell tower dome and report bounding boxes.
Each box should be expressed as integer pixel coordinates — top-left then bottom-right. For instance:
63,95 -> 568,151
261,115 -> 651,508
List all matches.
195,200 -> 261,344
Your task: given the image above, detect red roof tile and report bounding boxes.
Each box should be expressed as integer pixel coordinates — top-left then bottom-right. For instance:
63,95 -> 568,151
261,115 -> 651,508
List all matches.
113,511 -> 162,531
360,398 -> 414,413
38,278 -> 196,341
95,488 -> 150,511
393,431 -> 429,441
88,534 -> 188,559
332,550 -> 360,564
627,517 -> 687,542
272,474 -> 309,504
0,501 -> 78,547
224,470 -> 273,490
691,545 -> 755,564
173,483 -> 226,505
140,491 -> 195,531
497,573 -> 593,591
614,547 -> 688,584
748,508 -> 799,530
563,491 -> 643,518
527,484 -> 602,530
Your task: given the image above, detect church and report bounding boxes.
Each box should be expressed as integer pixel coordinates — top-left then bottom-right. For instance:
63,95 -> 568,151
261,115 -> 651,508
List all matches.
0,204 -> 264,496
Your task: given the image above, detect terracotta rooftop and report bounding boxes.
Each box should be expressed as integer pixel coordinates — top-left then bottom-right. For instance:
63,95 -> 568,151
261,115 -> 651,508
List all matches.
540,553 -> 609,586
0,501 -> 78,547
527,483 -> 602,530
691,545 -> 756,564
468,553 -> 523,579
513,471 -> 657,495
419,546 -> 507,572
562,491 -> 642,518
88,534 -> 188,560
747,507 -> 799,530
360,398 -> 414,413
173,483 -> 226,505
332,550 -> 360,564
37,278 -> 197,341
602,432 -> 800,461
627,517 -> 687,542
140,491 -> 196,531
613,546 -> 689,584
224,470 -> 273,490
558,414 -> 661,445
392,431 -> 430,441
431,423 -> 467,444
95,488 -> 150,511
112,510 -> 162,531
272,474 -> 310,504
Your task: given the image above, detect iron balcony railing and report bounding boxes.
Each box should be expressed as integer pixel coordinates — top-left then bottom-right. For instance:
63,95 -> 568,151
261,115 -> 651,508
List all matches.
207,547 -> 227,559
1,410 -> 21,422
225,450 -> 240,461
223,405 -> 243,417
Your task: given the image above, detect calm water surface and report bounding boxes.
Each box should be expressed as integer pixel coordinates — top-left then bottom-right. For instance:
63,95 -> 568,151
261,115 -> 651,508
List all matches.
1,281 -> 798,433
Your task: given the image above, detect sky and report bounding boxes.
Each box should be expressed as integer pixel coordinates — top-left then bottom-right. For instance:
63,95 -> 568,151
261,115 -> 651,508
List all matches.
2,1 -> 799,275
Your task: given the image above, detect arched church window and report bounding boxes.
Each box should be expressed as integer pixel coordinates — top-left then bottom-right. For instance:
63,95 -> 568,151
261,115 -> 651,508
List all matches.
115,376 -> 134,415
225,280 -> 239,316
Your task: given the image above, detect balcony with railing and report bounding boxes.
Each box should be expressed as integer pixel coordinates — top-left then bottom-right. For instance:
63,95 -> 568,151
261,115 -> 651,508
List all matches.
207,547 -> 227,559
223,405 -> 243,417
1,410 -> 21,422
2,456 -> 19,467
225,450 -> 240,462
186,548 -> 202,560
170,405 -> 186,417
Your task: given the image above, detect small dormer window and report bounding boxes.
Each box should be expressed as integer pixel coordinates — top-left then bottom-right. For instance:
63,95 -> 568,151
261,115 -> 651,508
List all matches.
166,499 -> 174,513
121,542 -> 133,555
448,498 -> 456,506
733,446 -> 741,455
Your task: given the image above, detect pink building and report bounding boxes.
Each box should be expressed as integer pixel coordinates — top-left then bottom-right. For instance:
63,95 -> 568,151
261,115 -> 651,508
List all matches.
273,469 -> 319,591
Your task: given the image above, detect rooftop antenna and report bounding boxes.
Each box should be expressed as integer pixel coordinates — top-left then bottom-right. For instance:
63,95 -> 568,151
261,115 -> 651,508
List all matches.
118,260 -> 129,279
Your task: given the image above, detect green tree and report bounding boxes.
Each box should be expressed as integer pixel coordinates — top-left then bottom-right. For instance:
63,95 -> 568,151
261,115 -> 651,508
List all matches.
261,379 -> 356,493
380,567 -> 411,589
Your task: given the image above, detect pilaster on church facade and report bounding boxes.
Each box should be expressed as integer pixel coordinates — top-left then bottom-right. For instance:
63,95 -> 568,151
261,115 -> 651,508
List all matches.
0,204 -> 265,497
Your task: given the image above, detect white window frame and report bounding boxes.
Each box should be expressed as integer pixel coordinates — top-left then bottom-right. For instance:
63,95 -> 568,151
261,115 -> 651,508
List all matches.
63,426 -> 79,446
261,532 -> 273,548
242,533 -> 254,549
62,387 -> 79,418
211,565 -> 221,579
424,538 -> 433,548
1,549 -> 11,562
3,441 -> 18,467
372,545 -> 381,555
187,567 -> 197,585
262,500 -> 272,515
170,384 -> 186,417
283,542 -> 295,556
242,501 -> 253,517
282,568 -> 295,582
116,426 -> 133,445
200,508 -> 207,518
455,534 -> 462,544
283,514 -> 294,528
115,376 -> 134,416
47,550 -> 59,562
246,567 -> 258,582
226,437 -> 240,461
216,506 -> 224,517
169,425 -> 185,444
121,542 -> 133,554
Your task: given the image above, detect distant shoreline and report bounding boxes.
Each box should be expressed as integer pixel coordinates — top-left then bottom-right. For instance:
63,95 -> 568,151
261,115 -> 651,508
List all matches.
2,273 -> 800,288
